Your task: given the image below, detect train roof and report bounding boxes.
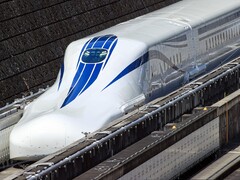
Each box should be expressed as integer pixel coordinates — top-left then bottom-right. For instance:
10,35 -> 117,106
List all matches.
87,0 -> 240,47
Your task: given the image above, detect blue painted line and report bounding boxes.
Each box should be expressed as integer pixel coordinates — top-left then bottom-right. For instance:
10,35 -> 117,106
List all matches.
80,63 -> 102,94
103,39 -> 118,69
58,63 -> 64,90
62,63 -> 95,107
93,35 -> 112,48
103,36 -> 117,49
67,63 -> 85,96
76,39 -> 90,68
86,37 -> 100,49
61,34 -> 118,108
103,52 -> 148,91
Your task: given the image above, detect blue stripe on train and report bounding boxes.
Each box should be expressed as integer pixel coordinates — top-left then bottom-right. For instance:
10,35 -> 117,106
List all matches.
58,63 -> 64,90
61,34 -> 118,108
65,63 -> 85,96
81,63 -> 102,94
61,63 -> 95,107
103,52 -> 149,91
76,39 -> 90,68
103,38 -> 118,68
93,35 -> 112,48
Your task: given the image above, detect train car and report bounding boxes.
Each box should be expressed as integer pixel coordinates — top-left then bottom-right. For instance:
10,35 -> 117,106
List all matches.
10,0 -> 240,160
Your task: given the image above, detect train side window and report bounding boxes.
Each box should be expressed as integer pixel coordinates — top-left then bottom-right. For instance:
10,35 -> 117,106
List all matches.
176,54 -> 179,64
220,34 -> 222,44
212,38 -> 214,48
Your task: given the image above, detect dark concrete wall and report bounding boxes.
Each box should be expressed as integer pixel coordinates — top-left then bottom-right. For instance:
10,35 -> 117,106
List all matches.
0,0 -> 180,107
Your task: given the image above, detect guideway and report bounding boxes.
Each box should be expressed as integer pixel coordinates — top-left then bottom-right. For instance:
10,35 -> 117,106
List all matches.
3,56 -> 240,179
78,88 -> 240,179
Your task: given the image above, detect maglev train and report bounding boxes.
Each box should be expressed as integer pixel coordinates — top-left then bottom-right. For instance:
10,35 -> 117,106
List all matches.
10,0 -> 240,160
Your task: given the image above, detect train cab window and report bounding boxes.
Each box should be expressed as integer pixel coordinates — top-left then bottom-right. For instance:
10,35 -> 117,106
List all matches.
82,49 -> 108,63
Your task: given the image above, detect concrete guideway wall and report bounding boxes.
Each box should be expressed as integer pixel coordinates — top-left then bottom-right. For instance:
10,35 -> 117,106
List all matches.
77,107 -> 219,180
213,89 -> 240,147
0,110 -> 22,167
120,117 -> 220,180
117,89 -> 240,179
76,88 -> 240,179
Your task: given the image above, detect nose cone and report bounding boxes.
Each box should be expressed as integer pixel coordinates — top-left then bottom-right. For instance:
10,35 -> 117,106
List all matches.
10,113 -> 70,160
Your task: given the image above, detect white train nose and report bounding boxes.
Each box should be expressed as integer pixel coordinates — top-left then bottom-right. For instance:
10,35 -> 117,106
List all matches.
10,113 -> 69,160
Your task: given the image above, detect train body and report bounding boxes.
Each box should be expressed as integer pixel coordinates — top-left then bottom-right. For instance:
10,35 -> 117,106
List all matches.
10,0 -> 240,160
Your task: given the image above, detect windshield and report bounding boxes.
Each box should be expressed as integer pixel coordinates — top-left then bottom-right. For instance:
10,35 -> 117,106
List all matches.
82,49 -> 108,63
